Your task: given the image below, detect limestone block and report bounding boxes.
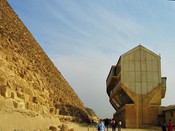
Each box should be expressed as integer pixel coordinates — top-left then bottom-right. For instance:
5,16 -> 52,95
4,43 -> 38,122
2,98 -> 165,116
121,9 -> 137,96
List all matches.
32,95 -> 47,106
50,107 -> 55,114
39,104 -> 44,113
69,128 -> 74,131
29,96 -> 33,102
55,109 -> 59,115
42,105 -> 49,114
1,87 -> 11,98
37,96 -> 43,105
33,89 -> 39,96
43,92 -> 50,99
36,103 -> 42,112
33,96 -> 37,103
49,99 -> 54,106
42,99 -> 48,105
6,55 -> 12,62
17,91 -> 24,99
23,93 -> 30,102
33,103 -> 38,111
58,124 -> 69,131
0,77 -> 7,85
19,72 -> 24,78
13,100 -> 25,109
7,81 -> 13,89
4,98 -> 16,108
16,87 -> 22,92
49,126 -> 57,131
46,103 -> 50,108
40,92 -> 49,100
26,102 -> 33,110
26,102 -> 39,111
11,91 -> 17,99
36,104 -> 40,112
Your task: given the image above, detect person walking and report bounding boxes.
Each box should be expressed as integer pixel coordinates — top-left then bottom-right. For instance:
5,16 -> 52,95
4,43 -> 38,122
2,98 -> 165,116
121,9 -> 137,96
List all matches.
96,121 -> 101,131
96,119 -> 105,131
111,119 -> 116,131
162,121 -> 167,131
118,120 -> 122,131
104,118 -> 110,131
167,119 -> 174,131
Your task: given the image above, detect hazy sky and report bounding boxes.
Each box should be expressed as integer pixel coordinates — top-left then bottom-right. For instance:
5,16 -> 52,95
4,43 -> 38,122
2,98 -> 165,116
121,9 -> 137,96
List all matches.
8,0 -> 175,118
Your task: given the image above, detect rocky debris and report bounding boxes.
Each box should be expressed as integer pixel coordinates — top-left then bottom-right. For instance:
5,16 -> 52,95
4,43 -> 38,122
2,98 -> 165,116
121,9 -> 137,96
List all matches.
49,126 -> 57,131
49,124 -> 74,131
58,124 -> 69,131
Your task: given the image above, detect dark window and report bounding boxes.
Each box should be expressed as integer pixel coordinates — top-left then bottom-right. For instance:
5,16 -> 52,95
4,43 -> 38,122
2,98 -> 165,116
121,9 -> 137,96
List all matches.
171,111 -> 173,117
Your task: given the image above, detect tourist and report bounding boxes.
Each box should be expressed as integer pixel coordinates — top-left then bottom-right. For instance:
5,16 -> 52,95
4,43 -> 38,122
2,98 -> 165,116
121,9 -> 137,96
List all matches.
111,118 -> 116,131
118,120 -> 122,131
167,119 -> 174,131
162,121 -> 167,131
104,118 -> 110,131
96,119 -> 105,131
96,121 -> 101,131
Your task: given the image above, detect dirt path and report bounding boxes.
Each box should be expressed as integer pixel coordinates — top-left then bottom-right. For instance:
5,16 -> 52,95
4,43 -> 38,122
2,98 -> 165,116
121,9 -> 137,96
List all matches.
73,126 -> 161,131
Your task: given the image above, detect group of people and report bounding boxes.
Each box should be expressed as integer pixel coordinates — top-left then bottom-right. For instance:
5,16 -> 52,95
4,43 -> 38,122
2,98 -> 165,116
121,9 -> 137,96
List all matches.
96,118 -> 174,131
96,118 -> 122,131
162,119 -> 174,131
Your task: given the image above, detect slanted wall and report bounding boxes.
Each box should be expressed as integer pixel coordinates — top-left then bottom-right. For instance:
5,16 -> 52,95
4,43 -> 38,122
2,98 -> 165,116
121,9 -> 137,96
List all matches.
0,0 -> 97,122
121,46 -> 161,95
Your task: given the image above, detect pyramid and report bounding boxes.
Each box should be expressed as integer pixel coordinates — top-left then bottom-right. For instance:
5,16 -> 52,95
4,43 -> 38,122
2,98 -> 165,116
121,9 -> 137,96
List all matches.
0,0 -> 97,124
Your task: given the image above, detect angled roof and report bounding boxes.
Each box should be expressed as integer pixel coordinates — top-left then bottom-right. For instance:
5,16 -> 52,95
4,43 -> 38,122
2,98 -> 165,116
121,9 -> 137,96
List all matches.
121,45 -> 160,58
163,105 -> 175,111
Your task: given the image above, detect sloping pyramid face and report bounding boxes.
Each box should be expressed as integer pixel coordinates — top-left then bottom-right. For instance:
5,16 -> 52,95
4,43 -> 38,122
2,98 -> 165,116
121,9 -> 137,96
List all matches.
0,0 -> 93,120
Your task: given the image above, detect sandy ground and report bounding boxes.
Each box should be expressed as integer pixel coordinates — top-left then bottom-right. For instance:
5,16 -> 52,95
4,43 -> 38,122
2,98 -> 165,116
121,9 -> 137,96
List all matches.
0,107 -> 162,131
0,108 -> 163,131
74,127 -> 162,131
71,125 -> 162,131
0,96 -> 162,131
64,122 -> 162,131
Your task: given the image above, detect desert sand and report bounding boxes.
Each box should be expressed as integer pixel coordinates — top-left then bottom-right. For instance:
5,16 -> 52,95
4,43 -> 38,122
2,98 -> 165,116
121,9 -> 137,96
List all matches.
69,125 -> 162,131
0,106 -> 162,131
0,96 -> 162,131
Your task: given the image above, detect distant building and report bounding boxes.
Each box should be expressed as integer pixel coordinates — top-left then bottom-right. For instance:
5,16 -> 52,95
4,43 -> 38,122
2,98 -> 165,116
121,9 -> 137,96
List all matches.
163,105 -> 175,124
106,45 -> 166,128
